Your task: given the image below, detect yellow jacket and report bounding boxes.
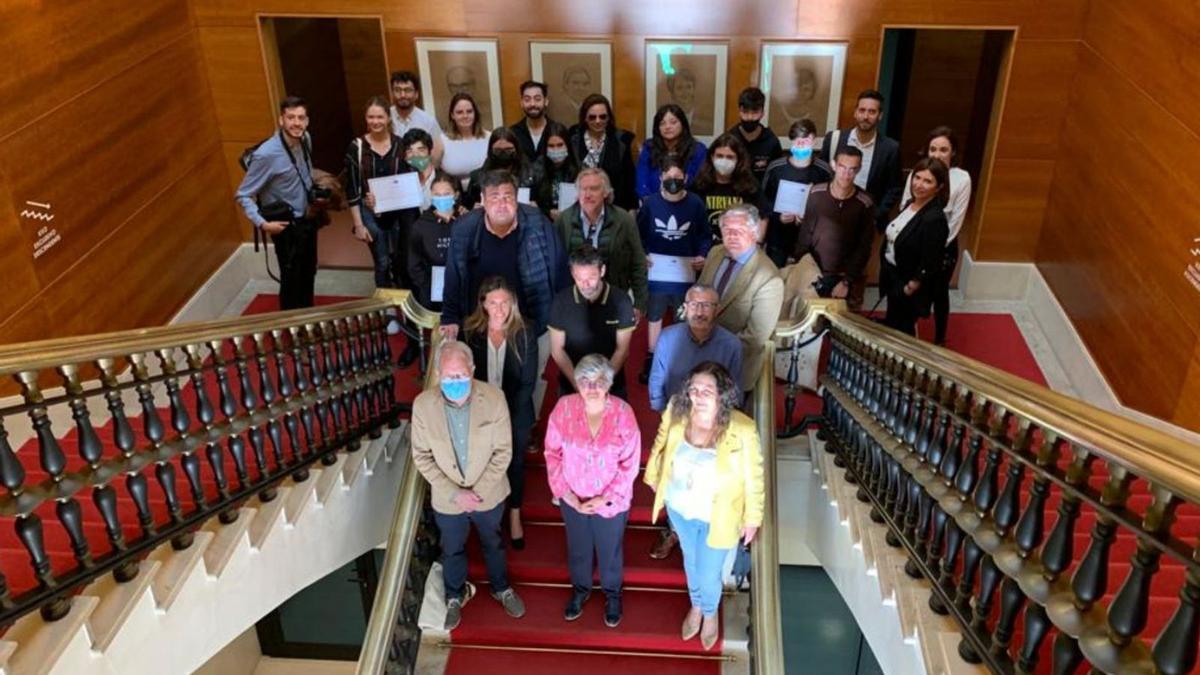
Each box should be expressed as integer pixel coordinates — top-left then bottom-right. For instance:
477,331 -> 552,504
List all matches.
644,406 -> 766,549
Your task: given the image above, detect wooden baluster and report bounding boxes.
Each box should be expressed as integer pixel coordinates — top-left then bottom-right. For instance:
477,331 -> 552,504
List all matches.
932,387 -> 971,600
1153,566 -> 1200,675
344,317 -> 370,431
957,405 -> 1010,663
1071,466 -> 1133,615
286,326 -> 312,482
987,426 -> 1036,666
206,340 -> 238,523
15,371 -> 76,620
306,323 -> 334,453
339,318 -> 365,439
951,396 -> 990,616
0,418 -> 24,608
182,344 -> 212,511
253,333 -> 286,496
318,321 -> 345,443
262,331 -> 288,473
246,333 -> 276,502
1107,485 -> 1177,648
95,358 -> 153,544
152,348 -> 195,550
228,338 -> 257,491
922,383 -> 955,578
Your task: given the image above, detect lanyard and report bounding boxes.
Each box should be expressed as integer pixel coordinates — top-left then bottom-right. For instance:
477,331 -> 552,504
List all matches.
279,130 -> 313,191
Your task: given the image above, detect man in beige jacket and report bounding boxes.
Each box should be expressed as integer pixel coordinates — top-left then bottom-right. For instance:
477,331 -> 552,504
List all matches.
411,340 -> 525,630
698,205 -> 785,394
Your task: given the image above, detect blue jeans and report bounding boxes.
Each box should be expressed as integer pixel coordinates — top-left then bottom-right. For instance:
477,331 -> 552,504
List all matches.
360,205 -> 402,289
667,506 -> 732,616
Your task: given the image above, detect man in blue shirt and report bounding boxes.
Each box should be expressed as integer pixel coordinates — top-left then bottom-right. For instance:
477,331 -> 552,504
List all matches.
235,96 -> 323,309
647,284 -> 742,411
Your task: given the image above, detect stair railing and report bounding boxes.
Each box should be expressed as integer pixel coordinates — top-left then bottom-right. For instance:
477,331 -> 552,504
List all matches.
358,289 -> 440,675
794,298 -> 1200,674
0,296 -> 406,628
749,339 -> 786,675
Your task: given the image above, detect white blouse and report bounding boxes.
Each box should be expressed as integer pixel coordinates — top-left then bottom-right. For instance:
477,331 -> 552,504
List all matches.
903,166 -> 972,243
884,207 -> 919,266
665,439 -> 719,523
440,133 -> 490,184
486,338 -> 507,391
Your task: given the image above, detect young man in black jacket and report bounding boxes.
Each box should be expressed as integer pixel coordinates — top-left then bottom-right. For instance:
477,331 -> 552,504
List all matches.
729,87 -> 784,185
509,81 -> 553,162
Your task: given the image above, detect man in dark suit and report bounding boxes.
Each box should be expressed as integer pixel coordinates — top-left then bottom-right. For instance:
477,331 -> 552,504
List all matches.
509,80 -> 554,162
819,89 -> 901,231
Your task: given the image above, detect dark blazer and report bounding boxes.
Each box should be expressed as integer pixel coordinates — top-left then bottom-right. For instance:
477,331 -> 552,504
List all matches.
568,125 -> 638,211
820,127 -> 902,228
467,327 -> 538,453
509,117 -> 555,161
879,200 -> 949,312
441,204 -> 569,336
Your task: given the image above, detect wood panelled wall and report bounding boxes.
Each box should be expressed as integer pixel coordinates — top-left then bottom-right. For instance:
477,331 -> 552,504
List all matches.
0,0 -> 243,344
190,0 -> 1087,265
1037,1 -> 1200,429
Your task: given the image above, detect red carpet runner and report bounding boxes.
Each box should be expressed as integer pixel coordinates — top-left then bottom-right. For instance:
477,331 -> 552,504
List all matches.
12,292 -> 1171,675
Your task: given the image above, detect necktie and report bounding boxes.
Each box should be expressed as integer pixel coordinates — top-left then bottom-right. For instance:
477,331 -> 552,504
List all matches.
715,257 -> 738,296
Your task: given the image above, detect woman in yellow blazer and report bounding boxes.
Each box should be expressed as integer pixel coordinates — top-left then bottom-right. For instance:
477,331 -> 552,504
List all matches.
644,361 -> 765,651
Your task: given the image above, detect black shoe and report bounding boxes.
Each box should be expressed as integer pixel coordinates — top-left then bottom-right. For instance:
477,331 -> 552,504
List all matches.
511,535 -> 525,551
564,590 -> 591,621
637,352 -> 653,385
604,596 -> 622,628
397,338 -> 420,368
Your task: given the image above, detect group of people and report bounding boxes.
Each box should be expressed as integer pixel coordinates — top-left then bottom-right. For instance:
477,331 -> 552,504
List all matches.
234,68 -> 975,645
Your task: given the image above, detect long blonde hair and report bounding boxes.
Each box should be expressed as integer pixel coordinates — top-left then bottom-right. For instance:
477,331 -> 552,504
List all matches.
464,276 -> 528,361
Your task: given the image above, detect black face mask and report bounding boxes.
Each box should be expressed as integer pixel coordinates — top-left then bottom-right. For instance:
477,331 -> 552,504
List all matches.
662,178 -> 685,195
492,149 -> 516,163
739,119 -> 759,133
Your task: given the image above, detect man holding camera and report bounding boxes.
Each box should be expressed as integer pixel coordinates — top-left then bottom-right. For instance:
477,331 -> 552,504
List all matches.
793,146 -> 875,310
236,96 -> 329,309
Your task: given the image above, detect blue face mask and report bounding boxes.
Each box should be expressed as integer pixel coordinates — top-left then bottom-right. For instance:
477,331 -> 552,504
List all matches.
790,146 -> 813,162
431,195 -> 456,213
440,377 -> 471,401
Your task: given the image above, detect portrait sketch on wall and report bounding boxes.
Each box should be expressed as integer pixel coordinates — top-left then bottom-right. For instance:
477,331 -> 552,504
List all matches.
759,43 -> 847,146
530,41 -> 612,126
645,41 -> 728,144
415,38 -> 504,131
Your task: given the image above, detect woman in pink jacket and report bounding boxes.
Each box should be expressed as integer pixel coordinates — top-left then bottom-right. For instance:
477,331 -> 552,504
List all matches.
544,353 -> 641,630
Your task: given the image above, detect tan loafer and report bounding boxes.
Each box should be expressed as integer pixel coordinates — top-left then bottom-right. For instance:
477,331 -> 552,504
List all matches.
700,615 -> 720,651
681,608 -> 702,641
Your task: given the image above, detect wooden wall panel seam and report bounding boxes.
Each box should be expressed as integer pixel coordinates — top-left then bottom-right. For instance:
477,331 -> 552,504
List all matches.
0,28 -> 197,146
1078,41 -> 1200,144
0,146 -> 232,331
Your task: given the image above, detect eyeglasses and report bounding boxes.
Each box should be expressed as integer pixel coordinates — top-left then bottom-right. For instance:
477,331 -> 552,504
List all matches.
577,379 -> 609,391
587,113 -> 609,121
686,301 -> 717,310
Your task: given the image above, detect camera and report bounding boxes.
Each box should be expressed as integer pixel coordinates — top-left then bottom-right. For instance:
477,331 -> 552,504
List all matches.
257,201 -> 294,224
812,273 -> 843,298
308,186 -> 332,203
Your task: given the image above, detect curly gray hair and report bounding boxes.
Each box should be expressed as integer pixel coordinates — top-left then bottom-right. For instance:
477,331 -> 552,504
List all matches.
573,353 -> 614,390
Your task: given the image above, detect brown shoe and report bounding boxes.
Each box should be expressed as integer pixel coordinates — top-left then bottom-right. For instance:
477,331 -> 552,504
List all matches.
700,614 -> 720,651
681,607 -> 702,641
649,529 -> 678,560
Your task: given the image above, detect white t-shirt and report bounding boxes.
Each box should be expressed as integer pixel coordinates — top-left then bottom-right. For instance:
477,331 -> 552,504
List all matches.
665,440 -> 719,522
848,128 -> 877,191
884,207 -> 919,265
440,133 -> 490,183
390,105 -> 442,139
902,166 -> 972,243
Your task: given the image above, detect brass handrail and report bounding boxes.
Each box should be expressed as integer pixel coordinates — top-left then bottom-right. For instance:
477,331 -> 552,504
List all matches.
358,291 -> 440,675
782,300 -> 1200,502
750,341 -> 785,675
0,298 -> 392,375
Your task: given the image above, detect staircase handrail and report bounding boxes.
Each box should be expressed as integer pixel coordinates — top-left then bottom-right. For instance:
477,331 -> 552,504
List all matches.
790,298 -> 1200,674
749,339 -> 785,675
0,294 -> 408,629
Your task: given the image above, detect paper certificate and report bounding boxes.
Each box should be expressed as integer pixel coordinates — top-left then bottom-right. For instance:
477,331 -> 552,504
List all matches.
647,254 -> 697,284
773,179 -> 812,216
368,172 -> 422,214
557,183 -> 579,210
430,266 -> 446,303
518,187 -> 532,205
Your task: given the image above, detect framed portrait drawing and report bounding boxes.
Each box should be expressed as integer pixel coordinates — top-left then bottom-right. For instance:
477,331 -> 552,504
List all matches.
644,41 -> 728,144
414,38 -> 504,131
530,41 -> 612,126
759,42 -> 847,146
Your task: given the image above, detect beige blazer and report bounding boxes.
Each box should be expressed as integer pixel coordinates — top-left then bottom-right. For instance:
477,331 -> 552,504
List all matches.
411,381 -> 512,515
699,246 -> 785,390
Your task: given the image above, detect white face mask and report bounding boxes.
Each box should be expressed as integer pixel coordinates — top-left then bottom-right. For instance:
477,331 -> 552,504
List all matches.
712,157 -> 737,177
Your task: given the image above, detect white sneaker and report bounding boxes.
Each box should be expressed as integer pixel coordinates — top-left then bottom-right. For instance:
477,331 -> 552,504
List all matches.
386,318 -> 402,335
